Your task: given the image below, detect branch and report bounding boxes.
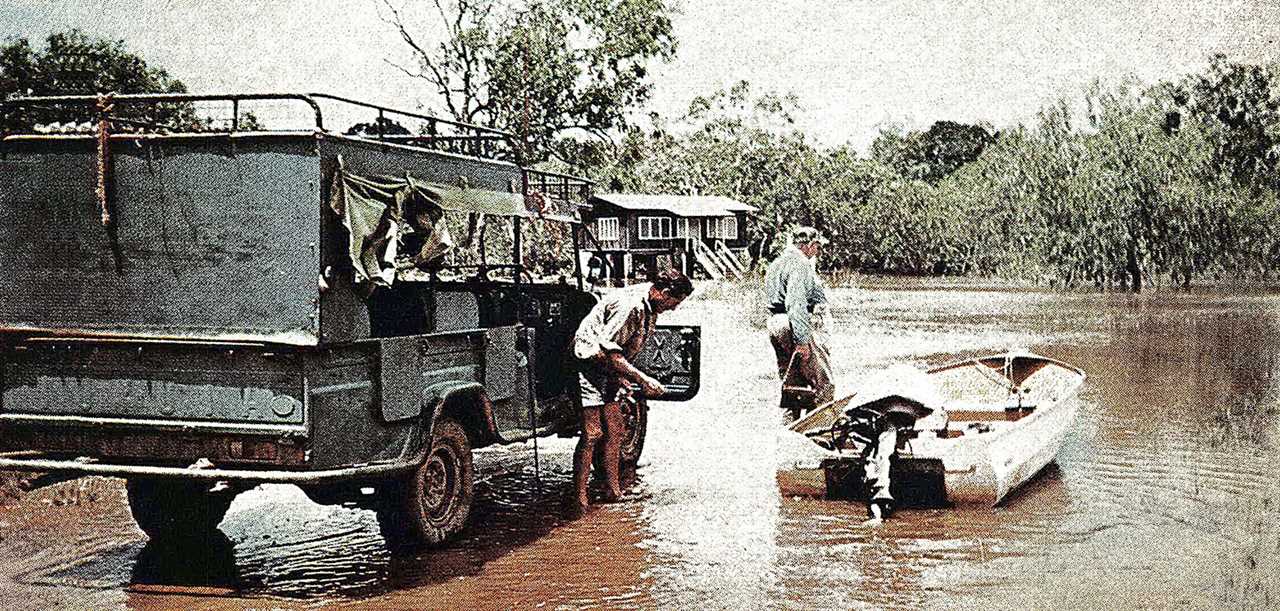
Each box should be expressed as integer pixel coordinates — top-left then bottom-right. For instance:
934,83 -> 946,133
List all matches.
382,0 -> 461,120
383,57 -> 430,81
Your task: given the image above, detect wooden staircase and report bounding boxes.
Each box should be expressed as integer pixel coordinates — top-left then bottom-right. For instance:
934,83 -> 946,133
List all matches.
692,239 -> 726,280
693,239 -> 746,280
715,240 -> 746,277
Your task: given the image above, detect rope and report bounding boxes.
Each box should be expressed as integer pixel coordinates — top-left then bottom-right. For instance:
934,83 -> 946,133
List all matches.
95,93 -> 114,227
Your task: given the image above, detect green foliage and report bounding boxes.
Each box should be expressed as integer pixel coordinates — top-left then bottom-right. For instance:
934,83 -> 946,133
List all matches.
562,58 -> 1280,289
870,120 -> 994,183
0,29 -> 194,131
385,0 -> 676,163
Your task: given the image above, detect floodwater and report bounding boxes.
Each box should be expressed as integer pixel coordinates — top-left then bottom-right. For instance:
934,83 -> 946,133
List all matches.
2,282 -> 1278,609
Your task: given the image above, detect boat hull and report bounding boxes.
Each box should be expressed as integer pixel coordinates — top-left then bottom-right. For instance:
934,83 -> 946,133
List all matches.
777,352 -> 1086,507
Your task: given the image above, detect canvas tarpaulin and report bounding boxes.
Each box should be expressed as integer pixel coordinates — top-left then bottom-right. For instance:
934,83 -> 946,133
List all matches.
329,167 -> 584,288
330,169 -> 470,287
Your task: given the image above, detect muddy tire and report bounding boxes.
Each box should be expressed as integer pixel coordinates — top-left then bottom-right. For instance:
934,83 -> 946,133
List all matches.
618,400 -> 649,471
126,479 -> 234,540
377,417 -> 474,549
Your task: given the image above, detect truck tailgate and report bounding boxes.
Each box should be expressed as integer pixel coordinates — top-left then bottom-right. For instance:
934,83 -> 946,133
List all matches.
1,342 -> 306,430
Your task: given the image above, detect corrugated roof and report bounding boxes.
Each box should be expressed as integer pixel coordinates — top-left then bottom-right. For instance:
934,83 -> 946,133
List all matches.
590,193 -> 757,218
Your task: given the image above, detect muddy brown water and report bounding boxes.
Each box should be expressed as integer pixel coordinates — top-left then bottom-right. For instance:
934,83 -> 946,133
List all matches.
1,282 -> 1278,609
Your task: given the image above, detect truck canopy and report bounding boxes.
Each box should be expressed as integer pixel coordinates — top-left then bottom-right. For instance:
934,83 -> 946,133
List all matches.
0,93 -> 591,346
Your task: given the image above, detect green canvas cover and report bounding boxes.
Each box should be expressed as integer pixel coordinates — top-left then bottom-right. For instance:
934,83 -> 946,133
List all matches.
330,170 -> 465,287
329,167 -> 584,289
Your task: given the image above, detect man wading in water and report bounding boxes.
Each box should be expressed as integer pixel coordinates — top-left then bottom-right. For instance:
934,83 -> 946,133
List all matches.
764,226 -> 834,421
572,269 -> 694,510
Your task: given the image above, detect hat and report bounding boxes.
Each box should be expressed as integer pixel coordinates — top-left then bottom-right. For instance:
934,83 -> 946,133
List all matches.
792,226 -> 829,246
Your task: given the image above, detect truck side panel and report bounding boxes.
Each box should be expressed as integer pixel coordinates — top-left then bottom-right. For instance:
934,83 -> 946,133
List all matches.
306,347 -> 413,470
0,135 -> 321,344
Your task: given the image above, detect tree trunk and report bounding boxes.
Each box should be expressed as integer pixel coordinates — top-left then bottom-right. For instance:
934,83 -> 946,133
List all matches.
1126,243 -> 1142,293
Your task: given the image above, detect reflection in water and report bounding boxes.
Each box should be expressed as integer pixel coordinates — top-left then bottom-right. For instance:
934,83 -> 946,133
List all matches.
116,448 -> 652,607
40,286 -> 1279,608
131,532 -> 239,593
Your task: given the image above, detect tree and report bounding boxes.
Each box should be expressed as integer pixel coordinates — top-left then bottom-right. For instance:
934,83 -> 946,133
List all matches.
0,30 -> 193,131
869,120 -> 993,183
1185,54 -> 1280,192
346,116 -> 412,136
382,0 -> 676,163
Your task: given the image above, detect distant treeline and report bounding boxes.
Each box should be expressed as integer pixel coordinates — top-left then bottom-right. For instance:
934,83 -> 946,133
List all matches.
562,57 -> 1280,291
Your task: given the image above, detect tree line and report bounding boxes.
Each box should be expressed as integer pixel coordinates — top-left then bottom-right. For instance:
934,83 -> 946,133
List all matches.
7,13 -> 1278,290
557,56 -> 1280,291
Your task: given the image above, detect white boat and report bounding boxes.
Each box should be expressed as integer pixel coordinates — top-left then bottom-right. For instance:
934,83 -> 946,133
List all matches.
776,352 -> 1086,506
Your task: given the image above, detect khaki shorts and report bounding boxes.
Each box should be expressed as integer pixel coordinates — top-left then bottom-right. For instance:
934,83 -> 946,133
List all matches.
578,359 -> 624,407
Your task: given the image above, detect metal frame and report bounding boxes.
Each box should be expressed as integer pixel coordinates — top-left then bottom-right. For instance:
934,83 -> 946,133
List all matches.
1,92 -> 516,160
0,450 -> 421,484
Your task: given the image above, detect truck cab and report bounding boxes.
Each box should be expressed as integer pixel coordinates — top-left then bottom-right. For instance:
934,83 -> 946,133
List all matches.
0,93 -> 701,547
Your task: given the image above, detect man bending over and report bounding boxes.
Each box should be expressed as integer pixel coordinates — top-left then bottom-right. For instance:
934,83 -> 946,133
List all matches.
572,269 -> 694,509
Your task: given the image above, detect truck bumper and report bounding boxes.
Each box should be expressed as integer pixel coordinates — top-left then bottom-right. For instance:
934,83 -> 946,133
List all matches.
0,451 -> 421,485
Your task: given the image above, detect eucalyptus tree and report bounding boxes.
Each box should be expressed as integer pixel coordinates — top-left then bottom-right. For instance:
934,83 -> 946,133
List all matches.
381,0 -> 677,164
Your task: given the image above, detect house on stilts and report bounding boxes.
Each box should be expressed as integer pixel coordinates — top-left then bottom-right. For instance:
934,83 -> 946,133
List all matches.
580,193 -> 757,283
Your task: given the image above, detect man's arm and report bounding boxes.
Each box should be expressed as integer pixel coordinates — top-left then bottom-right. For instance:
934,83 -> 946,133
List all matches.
602,351 -> 666,397
590,305 -> 666,397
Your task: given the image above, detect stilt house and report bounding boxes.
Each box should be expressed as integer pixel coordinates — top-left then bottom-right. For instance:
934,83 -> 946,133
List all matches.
581,193 -> 757,282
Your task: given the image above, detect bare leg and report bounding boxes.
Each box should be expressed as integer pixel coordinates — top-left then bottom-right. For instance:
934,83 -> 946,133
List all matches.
599,400 -> 625,500
573,404 -> 604,507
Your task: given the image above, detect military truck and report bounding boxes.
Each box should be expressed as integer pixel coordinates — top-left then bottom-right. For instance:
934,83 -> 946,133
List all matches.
0,93 -> 700,547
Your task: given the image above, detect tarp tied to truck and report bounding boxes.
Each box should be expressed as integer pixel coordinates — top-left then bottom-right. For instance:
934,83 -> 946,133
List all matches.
329,169 -> 457,287
329,167 -> 583,290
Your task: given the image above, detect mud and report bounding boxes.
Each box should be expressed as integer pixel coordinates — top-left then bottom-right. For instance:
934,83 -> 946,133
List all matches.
1,281 -> 1278,608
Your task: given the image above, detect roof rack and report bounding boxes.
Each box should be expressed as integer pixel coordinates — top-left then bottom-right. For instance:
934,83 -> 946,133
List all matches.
1,92 -> 517,161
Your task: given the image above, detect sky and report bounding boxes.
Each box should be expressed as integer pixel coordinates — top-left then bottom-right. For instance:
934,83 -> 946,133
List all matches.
1,0 -> 1277,149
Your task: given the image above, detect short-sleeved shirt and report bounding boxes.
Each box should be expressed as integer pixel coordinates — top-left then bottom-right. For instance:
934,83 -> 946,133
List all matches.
573,283 -> 657,404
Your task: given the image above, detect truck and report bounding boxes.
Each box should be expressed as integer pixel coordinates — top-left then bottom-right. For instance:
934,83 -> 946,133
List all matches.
0,93 -> 701,547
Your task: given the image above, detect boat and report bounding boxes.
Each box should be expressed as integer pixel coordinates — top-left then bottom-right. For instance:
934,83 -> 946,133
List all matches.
776,352 -> 1087,506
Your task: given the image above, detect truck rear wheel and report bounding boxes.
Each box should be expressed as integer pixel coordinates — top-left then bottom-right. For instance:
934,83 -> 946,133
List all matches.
126,478 -> 234,540
377,416 -> 474,549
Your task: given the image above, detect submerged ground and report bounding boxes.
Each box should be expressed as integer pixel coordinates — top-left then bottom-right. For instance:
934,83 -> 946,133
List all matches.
1,279 -> 1278,609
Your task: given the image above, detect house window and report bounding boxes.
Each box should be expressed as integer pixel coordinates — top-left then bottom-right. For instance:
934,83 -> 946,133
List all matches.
675,218 -> 690,238
705,216 -> 738,239
595,217 -> 619,241
638,216 -> 674,240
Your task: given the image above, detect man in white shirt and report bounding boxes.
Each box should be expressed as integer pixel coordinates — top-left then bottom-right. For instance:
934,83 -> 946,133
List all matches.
572,269 -> 694,509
